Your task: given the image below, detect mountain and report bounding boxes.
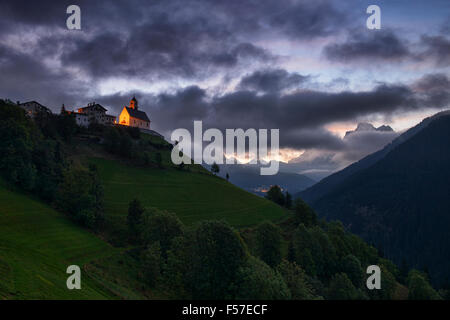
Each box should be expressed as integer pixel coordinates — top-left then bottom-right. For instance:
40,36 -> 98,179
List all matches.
299,111 -> 450,204
300,112 -> 450,286
344,122 -> 394,138
216,164 -> 316,196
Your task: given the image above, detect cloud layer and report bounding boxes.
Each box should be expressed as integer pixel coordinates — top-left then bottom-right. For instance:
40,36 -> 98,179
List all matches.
0,0 -> 449,177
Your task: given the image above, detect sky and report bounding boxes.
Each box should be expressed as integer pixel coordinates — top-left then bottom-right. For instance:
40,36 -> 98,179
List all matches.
0,0 -> 449,179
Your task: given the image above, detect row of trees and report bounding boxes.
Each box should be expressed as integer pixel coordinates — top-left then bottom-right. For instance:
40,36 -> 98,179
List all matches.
265,185 -> 292,208
0,100 -> 105,229
0,101 -> 66,200
126,199 -> 292,299
124,195 -> 441,300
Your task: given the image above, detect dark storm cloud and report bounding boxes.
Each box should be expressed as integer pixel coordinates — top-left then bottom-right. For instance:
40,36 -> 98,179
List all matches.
280,128 -> 345,151
412,73 -> 450,108
0,0 -> 66,28
238,69 -> 310,93
0,44 -> 88,108
413,73 -> 450,92
266,1 -> 348,39
207,84 -> 417,134
59,11 -> 273,79
0,0 -> 350,80
324,29 -> 411,62
323,28 -> 450,67
137,72 -> 448,151
419,35 -> 450,67
152,86 -> 211,131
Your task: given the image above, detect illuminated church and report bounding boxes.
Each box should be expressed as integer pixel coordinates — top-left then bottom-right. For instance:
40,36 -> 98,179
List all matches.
118,96 -> 151,129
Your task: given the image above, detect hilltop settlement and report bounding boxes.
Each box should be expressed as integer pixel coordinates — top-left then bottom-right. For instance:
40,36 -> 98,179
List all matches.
14,96 -> 162,138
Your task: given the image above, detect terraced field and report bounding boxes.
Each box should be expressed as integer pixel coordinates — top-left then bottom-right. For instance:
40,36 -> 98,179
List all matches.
0,180 -> 117,299
89,157 -> 287,228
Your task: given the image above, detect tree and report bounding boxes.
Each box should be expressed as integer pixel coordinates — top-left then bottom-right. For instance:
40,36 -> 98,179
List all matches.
236,256 -> 291,300
287,240 -> 295,263
399,258 -> 409,284
341,254 -> 364,288
127,198 -> 145,242
293,198 -> 317,227
141,209 -> 184,256
277,260 -> 316,300
162,235 -> 192,299
191,220 -> 247,299
0,102 -> 37,191
367,264 -> 397,300
327,273 -> 359,300
265,185 -> 285,206
309,226 -> 337,280
56,165 -> 104,229
141,242 -> 161,287
211,162 -> 220,175
292,224 -> 316,276
255,221 -> 283,267
407,270 -> 441,300
285,192 -> 292,209
55,112 -> 77,142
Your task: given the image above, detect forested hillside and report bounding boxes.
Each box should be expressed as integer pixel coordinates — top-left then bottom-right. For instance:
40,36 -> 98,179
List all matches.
311,115 -> 450,288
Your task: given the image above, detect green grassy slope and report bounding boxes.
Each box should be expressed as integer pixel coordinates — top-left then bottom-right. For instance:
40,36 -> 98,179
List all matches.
0,180 -> 117,299
0,154 -> 287,299
89,157 -> 287,229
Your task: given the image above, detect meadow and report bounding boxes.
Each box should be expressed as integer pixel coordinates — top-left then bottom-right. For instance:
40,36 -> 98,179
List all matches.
0,180 -> 116,299
89,157 -> 288,229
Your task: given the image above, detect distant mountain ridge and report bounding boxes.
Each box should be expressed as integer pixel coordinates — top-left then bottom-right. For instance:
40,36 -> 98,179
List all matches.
299,110 -> 450,204
344,122 -> 393,138
216,164 -> 316,196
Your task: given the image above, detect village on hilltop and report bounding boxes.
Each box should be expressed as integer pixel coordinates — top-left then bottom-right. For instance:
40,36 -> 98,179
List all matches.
12,96 -> 163,138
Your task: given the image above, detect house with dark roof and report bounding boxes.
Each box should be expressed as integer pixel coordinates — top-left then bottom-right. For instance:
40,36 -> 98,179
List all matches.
18,101 -> 52,118
118,96 -> 151,129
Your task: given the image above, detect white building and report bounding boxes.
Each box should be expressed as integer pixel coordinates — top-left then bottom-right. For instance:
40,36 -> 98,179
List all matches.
63,102 -> 116,127
77,102 -> 116,126
74,112 -> 89,127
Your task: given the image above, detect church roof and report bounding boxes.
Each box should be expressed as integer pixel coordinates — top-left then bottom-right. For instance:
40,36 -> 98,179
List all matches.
126,107 -> 150,122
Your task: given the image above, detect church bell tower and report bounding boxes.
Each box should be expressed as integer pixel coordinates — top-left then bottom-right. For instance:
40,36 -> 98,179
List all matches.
130,96 -> 138,110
